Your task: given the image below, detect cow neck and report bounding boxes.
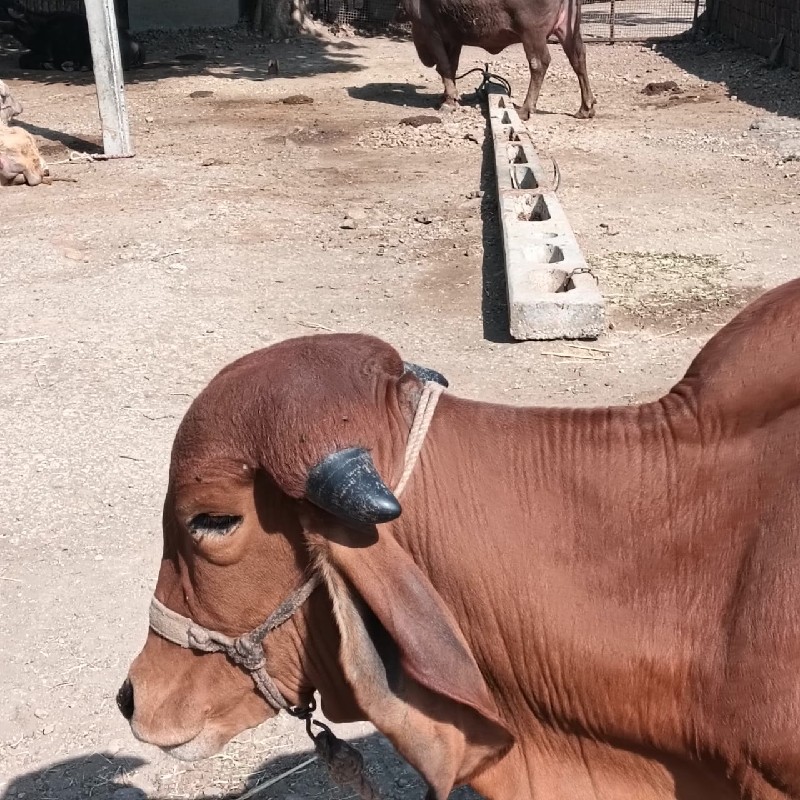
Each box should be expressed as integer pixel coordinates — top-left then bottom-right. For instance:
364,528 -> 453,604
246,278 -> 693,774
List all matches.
392,391 -> 706,754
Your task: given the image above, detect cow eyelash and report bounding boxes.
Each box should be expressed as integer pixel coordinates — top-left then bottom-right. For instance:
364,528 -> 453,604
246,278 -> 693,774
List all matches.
188,514 -> 242,538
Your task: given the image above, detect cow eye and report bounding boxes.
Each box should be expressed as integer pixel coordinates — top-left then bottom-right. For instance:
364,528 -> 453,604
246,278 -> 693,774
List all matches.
188,514 -> 242,537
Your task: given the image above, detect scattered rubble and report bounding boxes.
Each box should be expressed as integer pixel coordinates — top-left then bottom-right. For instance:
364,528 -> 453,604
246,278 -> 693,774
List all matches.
358,106 -> 484,151
749,116 -> 800,165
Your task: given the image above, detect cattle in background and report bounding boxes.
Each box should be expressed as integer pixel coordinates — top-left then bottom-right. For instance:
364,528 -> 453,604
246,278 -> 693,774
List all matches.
0,79 -> 23,124
2,4 -> 144,72
0,125 -> 46,185
401,0 -> 595,119
119,278 -> 800,799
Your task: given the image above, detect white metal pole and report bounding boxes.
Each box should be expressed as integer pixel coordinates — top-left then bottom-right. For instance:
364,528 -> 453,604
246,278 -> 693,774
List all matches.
84,0 -> 134,157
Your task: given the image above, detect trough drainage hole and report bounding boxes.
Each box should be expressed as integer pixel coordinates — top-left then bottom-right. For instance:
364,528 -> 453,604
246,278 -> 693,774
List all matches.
559,277 -> 576,293
512,166 -> 538,189
536,244 -> 564,265
508,145 -> 528,164
518,195 -> 551,222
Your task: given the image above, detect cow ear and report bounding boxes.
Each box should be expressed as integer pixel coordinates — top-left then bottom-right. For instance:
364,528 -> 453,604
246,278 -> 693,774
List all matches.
301,509 -> 514,799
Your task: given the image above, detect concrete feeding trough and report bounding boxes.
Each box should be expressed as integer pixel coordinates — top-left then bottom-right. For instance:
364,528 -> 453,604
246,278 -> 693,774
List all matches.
487,88 -> 605,340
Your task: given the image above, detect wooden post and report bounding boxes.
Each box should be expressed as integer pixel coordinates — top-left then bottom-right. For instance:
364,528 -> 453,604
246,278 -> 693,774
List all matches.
84,0 -> 134,157
609,0 -> 616,44
691,0 -> 701,38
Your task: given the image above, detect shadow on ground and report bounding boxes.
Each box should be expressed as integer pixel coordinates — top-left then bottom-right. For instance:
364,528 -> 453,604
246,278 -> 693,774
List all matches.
651,35 -> 800,119
348,81 -> 437,109
0,735 -> 482,800
1,754 -> 148,800
0,26 -> 367,87
478,107 -> 512,344
15,120 -> 102,153
348,81 -> 492,113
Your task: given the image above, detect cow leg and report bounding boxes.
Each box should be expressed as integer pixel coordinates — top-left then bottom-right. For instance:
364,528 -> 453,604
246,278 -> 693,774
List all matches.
438,41 -> 462,109
517,34 -> 551,121
411,22 -> 460,110
554,0 -> 596,119
560,29 -> 595,118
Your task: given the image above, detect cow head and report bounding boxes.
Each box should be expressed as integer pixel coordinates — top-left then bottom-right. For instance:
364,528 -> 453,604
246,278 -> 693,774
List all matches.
0,126 -> 46,187
120,334 -> 512,794
0,79 -> 23,125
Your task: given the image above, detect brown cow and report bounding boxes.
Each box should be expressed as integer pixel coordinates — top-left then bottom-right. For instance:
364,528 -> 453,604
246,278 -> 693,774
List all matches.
402,0 -> 596,119
121,278 -> 800,799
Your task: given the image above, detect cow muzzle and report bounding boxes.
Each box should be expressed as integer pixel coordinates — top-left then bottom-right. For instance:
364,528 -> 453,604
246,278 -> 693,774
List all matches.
147,574 -> 322,713
117,573 -> 322,755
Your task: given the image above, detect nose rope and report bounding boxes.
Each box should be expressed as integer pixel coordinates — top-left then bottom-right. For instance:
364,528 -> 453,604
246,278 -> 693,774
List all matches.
148,574 -> 321,713
146,380 -> 444,712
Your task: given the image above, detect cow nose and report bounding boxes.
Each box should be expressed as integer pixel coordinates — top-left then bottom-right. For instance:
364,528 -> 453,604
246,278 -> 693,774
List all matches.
116,678 -> 135,721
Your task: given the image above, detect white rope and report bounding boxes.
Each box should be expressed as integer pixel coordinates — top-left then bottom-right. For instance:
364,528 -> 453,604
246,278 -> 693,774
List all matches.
395,381 -> 444,498
49,150 -> 104,165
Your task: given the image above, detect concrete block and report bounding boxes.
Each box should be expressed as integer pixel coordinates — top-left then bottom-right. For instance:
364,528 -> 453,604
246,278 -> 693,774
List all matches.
128,0 -> 239,31
487,87 -> 605,340
507,267 -> 605,340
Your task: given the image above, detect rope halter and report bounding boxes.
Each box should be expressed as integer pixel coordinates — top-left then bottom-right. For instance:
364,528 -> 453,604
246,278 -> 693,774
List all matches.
147,380 -> 445,714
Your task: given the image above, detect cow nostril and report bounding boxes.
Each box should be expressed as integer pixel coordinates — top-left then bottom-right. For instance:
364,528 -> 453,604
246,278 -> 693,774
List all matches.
116,678 -> 135,721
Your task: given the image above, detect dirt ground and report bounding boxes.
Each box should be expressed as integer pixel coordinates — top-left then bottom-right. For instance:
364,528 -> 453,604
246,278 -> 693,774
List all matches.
1,19 -> 799,800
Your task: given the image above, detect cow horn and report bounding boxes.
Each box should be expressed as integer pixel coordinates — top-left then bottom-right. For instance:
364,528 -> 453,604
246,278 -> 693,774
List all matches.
403,361 -> 449,388
306,447 -> 401,526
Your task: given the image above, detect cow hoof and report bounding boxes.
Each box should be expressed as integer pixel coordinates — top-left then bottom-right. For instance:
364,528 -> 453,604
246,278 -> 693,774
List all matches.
436,99 -> 459,114
515,105 -> 531,121
576,105 -> 596,120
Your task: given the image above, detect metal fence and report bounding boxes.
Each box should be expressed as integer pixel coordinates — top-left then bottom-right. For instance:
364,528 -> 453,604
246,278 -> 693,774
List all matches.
10,0 -> 83,11
582,0 -> 705,41
310,0 -> 705,40
3,0 -> 132,24
309,0 -> 401,28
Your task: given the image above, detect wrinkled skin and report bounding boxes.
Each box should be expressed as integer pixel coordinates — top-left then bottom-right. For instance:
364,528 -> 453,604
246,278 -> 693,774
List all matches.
123,280 -> 800,799
403,0 -> 595,119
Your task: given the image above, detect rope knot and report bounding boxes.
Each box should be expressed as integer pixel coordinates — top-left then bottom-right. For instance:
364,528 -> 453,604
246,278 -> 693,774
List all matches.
187,626 -> 212,649
231,635 -> 266,670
